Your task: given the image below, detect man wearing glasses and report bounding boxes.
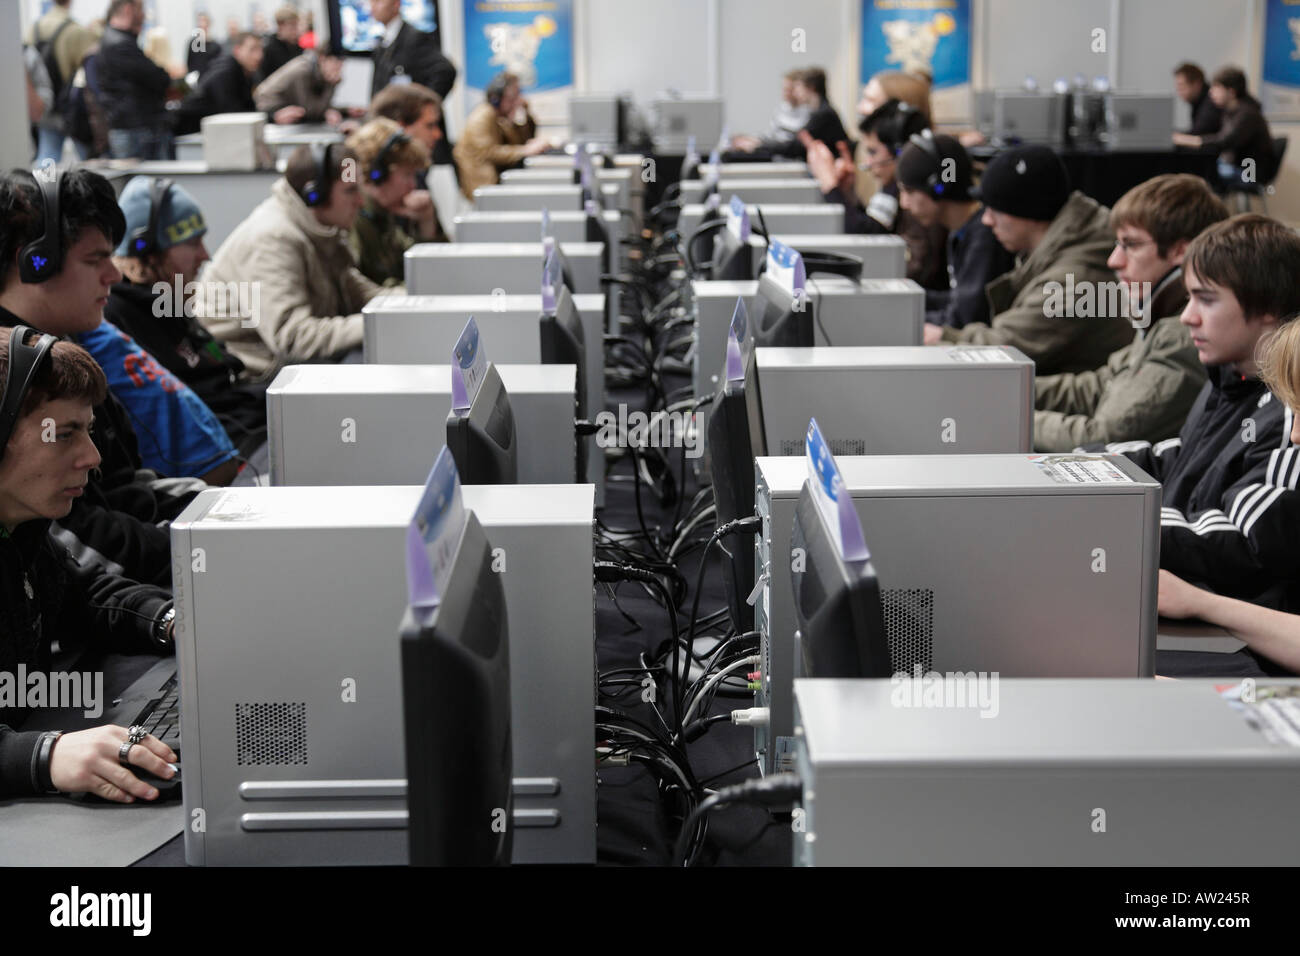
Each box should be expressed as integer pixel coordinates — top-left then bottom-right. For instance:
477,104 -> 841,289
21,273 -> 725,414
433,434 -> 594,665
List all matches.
1033,174 -> 1229,451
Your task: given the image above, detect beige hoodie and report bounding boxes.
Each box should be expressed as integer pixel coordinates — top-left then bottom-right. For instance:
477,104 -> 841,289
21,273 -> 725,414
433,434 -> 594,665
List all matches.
196,178 -> 384,380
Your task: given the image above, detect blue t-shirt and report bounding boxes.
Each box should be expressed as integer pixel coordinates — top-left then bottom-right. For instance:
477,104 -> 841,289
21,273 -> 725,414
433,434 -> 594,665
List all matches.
77,320 -> 237,479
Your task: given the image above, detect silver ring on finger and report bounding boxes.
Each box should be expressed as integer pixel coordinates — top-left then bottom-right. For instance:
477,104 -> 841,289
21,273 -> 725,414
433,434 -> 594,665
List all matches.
118,740 -> 136,768
127,725 -> 147,744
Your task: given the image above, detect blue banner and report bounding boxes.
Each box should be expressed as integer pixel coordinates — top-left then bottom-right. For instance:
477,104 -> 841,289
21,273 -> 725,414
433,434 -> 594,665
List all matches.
1262,0 -> 1300,117
463,0 -> 574,92
860,0 -> 970,90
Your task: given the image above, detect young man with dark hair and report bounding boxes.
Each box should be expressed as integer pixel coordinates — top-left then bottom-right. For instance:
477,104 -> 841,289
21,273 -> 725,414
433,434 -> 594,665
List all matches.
781,67 -> 850,160
0,168 -> 202,585
0,330 -> 177,801
929,144 -> 1134,375
256,44 -> 348,127
346,118 -> 441,285
897,131 -> 1015,328
173,31 -> 263,136
106,176 -> 268,458
1173,66 -> 1276,187
196,144 -> 384,379
1113,214 -> 1300,615
1034,174 -> 1229,451
369,82 -> 444,153
1173,62 -> 1222,137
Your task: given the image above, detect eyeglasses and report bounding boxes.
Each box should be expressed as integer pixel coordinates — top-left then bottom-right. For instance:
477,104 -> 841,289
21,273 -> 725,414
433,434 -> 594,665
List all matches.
1113,238 -> 1153,254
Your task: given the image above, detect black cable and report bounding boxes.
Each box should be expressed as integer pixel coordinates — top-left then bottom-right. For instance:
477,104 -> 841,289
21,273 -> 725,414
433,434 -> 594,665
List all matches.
672,773 -> 802,867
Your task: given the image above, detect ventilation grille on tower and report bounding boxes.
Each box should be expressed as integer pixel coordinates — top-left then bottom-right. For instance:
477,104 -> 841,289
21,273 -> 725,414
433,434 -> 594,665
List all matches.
780,437 -> 866,457
235,702 -> 308,766
882,588 -> 934,675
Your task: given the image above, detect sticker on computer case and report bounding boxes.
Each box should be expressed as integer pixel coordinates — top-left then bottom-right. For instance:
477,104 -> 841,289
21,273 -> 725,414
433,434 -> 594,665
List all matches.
450,316 -> 488,414
805,418 -> 869,563
724,297 -> 751,383
766,241 -> 806,298
726,195 -> 750,242
1030,454 -> 1132,484
1218,682 -> 1300,748
541,247 -> 560,315
949,346 -> 1017,363
406,445 -> 465,610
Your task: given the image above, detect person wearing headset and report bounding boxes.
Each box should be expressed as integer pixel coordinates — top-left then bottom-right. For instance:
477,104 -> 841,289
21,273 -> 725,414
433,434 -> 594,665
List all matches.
104,176 -> 268,460
0,328 -> 179,801
0,168 -> 205,587
346,117 -> 443,286
65,176 -> 240,485
195,143 -> 385,380
807,99 -> 949,291
452,71 -> 552,199
896,131 -> 1016,329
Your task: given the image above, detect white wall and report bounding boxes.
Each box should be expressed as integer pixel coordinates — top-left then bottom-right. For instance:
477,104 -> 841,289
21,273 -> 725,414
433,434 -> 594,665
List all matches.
2,0 -> 32,172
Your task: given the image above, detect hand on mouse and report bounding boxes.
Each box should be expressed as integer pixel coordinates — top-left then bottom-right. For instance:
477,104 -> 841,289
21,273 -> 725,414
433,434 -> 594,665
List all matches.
48,726 -> 177,803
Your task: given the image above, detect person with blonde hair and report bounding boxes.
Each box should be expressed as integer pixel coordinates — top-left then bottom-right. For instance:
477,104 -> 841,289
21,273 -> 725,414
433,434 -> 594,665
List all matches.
345,117 -> 443,285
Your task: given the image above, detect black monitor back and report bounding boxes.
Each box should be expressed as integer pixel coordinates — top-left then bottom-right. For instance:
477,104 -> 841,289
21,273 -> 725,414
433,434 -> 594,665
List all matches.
753,273 -> 813,348
708,375 -> 754,634
584,206 -> 612,275
790,485 -> 892,679
539,285 -> 588,481
401,510 -> 513,866
711,226 -> 754,281
445,363 -> 518,485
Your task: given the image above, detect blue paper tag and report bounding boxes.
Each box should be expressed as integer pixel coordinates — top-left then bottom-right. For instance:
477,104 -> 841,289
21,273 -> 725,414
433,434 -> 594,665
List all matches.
704,148 -> 721,192
724,297 -> 750,383
405,446 -> 465,610
542,247 -> 559,315
805,418 -> 869,563
766,240 -> 806,297
685,135 -> 699,172
540,206 -> 551,242
450,316 -> 488,414
726,195 -> 750,242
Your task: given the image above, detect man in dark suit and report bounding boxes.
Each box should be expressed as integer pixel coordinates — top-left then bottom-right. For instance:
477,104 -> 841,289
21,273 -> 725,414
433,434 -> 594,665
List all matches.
368,0 -> 457,164
1173,62 -> 1222,137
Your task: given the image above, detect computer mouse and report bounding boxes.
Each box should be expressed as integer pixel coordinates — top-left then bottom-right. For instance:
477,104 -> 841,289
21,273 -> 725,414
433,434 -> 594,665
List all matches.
132,763 -> 182,800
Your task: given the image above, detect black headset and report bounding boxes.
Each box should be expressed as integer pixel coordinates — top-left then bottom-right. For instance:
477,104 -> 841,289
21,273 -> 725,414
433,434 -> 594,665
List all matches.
300,143 -> 335,207
19,170 -> 64,284
486,73 -> 513,108
0,325 -> 58,463
127,177 -> 175,258
368,130 -> 410,184
906,130 -> 946,197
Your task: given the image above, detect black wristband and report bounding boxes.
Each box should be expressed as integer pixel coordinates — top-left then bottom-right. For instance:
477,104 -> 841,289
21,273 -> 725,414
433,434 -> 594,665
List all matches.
34,731 -> 63,794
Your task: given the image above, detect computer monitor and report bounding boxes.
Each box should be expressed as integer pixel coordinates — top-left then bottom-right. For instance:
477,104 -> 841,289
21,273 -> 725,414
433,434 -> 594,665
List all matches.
790,483 -> 892,679
711,217 -> 753,281
542,236 -> 578,294
332,0 -> 438,53
752,272 -> 813,347
446,363 -> 518,484
583,201 -> 612,275
401,508 -> 513,866
540,285 -> 588,481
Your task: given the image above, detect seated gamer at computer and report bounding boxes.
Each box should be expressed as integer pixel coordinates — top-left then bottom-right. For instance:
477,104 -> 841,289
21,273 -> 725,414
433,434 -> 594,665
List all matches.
0,329 -> 176,801
1114,214 -> 1300,615
1157,316 -> 1300,676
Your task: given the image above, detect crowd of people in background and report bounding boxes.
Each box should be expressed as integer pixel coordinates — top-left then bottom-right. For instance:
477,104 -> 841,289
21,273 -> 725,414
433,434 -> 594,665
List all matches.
4,2 -> 1300,802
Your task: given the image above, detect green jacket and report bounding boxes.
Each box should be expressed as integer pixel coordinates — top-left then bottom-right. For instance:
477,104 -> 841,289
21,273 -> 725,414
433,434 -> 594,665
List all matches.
1033,269 -> 1206,451
941,191 -> 1135,375
348,199 -> 438,287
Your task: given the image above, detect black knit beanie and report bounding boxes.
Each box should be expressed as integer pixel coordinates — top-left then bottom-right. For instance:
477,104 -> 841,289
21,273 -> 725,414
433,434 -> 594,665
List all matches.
972,144 -> 1070,221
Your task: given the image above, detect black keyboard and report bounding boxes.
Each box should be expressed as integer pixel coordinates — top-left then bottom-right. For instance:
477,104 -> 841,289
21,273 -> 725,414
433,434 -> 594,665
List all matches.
131,675 -> 180,753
